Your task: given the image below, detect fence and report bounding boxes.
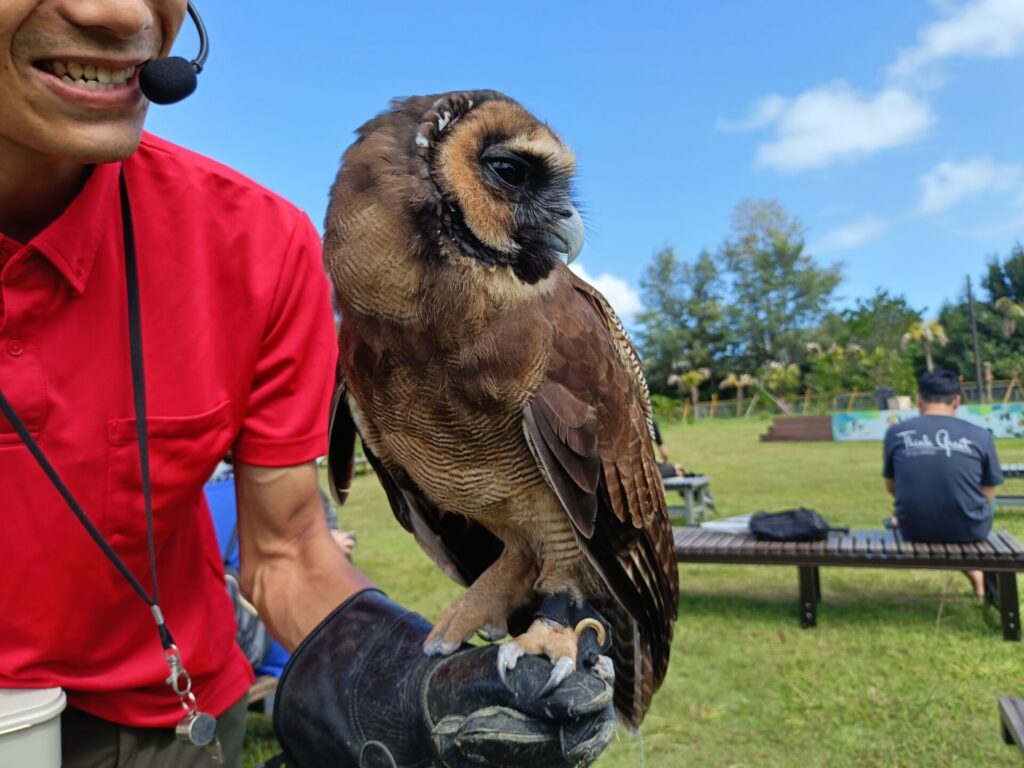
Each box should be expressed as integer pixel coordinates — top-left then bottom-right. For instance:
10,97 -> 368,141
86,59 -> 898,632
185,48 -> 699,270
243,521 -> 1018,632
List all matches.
657,378 -> 1024,422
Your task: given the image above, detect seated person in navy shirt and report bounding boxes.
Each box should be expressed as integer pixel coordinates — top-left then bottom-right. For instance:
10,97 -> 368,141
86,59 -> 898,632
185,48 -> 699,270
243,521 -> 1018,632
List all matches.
883,369 -> 1004,596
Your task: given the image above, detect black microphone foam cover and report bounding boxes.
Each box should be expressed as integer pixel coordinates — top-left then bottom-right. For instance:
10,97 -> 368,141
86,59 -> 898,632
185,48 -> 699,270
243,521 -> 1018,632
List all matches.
139,57 -> 198,105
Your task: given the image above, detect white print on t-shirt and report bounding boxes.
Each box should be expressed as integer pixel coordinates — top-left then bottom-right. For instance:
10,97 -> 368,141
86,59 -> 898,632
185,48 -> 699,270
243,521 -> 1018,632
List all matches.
896,428 -> 975,458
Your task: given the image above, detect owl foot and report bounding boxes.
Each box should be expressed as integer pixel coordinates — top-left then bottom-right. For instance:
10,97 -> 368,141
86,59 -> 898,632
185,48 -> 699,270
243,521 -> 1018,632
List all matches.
496,594 -> 613,697
496,618 -> 577,696
423,595 -> 509,656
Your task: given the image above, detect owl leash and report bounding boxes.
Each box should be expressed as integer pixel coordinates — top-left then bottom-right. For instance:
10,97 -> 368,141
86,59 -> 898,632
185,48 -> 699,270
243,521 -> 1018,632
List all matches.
0,168 -> 222,761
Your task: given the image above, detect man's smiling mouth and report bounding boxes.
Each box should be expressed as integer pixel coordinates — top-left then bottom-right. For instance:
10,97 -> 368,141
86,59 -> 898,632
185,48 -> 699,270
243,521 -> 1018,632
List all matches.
36,60 -> 137,89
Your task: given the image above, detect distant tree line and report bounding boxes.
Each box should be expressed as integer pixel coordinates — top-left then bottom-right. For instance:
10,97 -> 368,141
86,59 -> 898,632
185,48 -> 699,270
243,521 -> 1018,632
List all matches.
634,199 -> 1024,410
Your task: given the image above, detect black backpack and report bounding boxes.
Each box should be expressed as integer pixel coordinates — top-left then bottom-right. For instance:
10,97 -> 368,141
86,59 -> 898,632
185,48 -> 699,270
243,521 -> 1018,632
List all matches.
749,508 -> 848,542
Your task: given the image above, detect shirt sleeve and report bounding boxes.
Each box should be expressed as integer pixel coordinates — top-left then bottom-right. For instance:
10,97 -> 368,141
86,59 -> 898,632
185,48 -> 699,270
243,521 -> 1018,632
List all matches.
231,213 -> 335,466
980,433 -> 1004,487
882,428 -> 895,479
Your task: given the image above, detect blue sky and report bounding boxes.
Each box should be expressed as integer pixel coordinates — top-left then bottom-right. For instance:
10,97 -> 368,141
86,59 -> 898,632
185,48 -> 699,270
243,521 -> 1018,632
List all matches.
148,0 -> 1024,326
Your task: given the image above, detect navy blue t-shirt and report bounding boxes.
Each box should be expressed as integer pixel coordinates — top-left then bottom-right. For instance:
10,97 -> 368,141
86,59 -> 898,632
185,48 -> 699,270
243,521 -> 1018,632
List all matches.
883,414 -> 1003,543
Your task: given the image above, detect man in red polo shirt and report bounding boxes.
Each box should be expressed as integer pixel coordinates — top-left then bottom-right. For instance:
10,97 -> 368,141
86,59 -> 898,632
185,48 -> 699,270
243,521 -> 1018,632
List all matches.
0,2 -> 615,767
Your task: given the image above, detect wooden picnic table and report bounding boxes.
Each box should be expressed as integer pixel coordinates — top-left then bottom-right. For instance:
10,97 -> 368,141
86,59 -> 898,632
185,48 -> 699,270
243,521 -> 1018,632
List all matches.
1003,463 -> 1024,479
663,475 -> 716,525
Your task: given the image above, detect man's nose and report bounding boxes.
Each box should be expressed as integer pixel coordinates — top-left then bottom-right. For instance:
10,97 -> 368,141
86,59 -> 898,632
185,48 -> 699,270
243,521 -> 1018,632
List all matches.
57,0 -> 158,41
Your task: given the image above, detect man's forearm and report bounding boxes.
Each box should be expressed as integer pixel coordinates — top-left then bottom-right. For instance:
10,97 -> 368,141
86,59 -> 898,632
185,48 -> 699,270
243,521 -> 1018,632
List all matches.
235,461 -> 374,650
982,485 -> 996,503
248,525 -> 373,650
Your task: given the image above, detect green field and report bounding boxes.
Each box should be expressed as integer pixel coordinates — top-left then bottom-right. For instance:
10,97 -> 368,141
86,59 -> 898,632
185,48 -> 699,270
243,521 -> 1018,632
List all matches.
244,417 -> 1024,767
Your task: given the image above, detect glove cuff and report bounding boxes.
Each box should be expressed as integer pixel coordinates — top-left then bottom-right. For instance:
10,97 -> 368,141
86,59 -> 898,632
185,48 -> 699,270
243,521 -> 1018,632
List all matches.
273,588 -> 435,768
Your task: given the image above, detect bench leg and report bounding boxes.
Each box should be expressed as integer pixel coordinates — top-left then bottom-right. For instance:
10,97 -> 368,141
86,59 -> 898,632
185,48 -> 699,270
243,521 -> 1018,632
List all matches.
798,566 -> 817,628
997,572 -> 1021,642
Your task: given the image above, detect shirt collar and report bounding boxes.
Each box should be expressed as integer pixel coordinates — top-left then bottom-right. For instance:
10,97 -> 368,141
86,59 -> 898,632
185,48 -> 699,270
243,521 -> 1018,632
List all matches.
29,160 -> 122,295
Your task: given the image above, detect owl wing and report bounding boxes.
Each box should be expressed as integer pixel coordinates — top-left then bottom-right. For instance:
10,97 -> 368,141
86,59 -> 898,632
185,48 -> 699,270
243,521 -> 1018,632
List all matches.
521,267 -> 679,726
327,369 -> 504,588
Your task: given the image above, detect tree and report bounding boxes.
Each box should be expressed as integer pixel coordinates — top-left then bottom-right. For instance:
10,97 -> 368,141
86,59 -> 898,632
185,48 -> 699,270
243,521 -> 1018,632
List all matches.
719,372 -> 756,416
717,199 -> 842,371
901,320 -> 948,372
678,367 -> 710,411
818,289 -> 922,352
635,248 -> 724,395
983,242 -> 1024,303
994,296 -> 1024,337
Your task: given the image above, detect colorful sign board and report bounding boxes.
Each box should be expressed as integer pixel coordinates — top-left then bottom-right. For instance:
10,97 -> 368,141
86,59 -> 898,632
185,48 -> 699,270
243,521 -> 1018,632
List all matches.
831,403 -> 1024,441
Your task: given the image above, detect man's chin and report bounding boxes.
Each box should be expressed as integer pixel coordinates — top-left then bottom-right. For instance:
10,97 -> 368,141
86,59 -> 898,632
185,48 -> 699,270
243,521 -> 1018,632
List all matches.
58,124 -> 147,164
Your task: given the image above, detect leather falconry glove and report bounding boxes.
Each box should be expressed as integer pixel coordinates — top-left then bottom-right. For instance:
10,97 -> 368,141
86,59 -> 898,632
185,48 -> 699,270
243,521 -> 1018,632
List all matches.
274,589 -> 616,768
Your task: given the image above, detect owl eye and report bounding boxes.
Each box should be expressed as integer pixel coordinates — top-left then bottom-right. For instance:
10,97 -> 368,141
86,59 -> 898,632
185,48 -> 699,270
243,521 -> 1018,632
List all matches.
488,159 -> 529,188
480,148 -> 537,192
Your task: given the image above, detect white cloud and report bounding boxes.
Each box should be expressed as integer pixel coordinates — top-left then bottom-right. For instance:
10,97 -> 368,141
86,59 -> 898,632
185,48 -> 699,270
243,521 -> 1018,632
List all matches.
917,157 -> 1022,213
889,0 -> 1024,82
568,263 -> 644,323
716,95 -> 787,132
755,83 -> 935,172
722,82 -> 935,172
813,215 -> 889,253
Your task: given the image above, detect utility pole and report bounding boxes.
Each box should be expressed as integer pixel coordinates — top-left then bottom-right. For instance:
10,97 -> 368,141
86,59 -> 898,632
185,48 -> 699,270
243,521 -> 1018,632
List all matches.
967,275 -> 985,403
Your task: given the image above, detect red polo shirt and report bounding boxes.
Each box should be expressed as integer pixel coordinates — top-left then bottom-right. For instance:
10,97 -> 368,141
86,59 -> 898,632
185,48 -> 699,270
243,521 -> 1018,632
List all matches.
0,133 -> 335,726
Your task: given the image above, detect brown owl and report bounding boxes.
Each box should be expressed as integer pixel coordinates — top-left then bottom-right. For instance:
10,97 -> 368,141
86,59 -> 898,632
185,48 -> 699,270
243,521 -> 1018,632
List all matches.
324,90 -> 678,727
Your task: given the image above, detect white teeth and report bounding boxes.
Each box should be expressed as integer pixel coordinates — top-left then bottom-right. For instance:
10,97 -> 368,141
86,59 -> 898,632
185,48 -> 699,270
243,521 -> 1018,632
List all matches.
50,61 -> 135,88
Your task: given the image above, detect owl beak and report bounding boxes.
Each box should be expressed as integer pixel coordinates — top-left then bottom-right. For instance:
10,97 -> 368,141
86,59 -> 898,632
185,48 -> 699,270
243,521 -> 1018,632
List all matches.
545,206 -> 584,264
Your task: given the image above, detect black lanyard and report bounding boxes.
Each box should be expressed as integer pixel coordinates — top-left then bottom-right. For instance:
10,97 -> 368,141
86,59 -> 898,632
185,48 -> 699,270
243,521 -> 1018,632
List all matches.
0,167 -> 204,724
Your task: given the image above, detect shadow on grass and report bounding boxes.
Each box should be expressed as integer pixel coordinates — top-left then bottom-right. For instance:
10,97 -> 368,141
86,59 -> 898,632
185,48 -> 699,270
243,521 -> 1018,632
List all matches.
678,588 -> 1006,639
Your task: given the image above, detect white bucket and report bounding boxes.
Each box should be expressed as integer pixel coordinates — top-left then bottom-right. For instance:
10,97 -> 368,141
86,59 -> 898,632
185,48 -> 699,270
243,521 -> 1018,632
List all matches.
0,688 -> 66,768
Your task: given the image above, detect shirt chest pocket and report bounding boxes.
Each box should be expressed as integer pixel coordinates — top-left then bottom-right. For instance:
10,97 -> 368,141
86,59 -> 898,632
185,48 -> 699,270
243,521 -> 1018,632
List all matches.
107,401 -> 233,555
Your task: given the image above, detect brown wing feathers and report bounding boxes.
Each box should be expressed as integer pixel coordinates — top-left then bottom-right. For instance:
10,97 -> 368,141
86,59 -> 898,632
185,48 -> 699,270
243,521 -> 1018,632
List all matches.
523,270 -> 678,726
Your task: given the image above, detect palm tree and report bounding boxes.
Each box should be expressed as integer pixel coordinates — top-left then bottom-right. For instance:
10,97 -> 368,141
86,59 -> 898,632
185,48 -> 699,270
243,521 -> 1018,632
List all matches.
679,368 -> 711,416
719,372 -> 756,417
995,296 -> 1024,337
900,320 -> 948,372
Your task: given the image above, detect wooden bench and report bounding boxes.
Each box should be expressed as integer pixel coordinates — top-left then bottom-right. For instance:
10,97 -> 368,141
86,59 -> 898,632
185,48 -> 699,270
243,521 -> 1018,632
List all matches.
1000,696 -> 1024,755
674,526 -> 1024,640
663,475 -> 716,524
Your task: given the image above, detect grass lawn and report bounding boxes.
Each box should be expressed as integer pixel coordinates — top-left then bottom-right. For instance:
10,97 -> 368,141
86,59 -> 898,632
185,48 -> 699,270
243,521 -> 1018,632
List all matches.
243,417 -> 1024,767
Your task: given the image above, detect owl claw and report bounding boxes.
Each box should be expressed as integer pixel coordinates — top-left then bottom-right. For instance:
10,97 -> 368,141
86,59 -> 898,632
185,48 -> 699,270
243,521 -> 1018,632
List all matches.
593,654 -> 615,684
422,636 -> 461,656
496,641 -> 526,691
538,656 -> 576,697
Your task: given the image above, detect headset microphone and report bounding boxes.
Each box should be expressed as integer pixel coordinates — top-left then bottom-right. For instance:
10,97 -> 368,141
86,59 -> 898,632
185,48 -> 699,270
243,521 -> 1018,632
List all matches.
139,2 -> 209,105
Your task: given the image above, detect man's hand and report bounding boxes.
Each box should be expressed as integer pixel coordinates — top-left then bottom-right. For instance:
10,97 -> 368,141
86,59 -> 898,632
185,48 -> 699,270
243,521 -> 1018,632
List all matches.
274,589 -> 616,768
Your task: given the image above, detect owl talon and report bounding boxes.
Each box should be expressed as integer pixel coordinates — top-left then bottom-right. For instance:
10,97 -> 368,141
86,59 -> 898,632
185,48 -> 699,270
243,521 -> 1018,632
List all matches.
593,654 -> 615,684
422,636 -> 461,656
497,641 -> 526,691
538,656 -> 575,697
